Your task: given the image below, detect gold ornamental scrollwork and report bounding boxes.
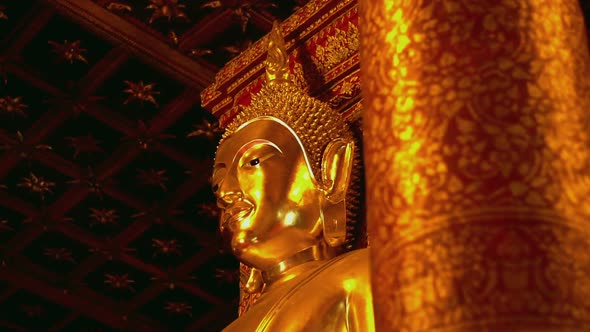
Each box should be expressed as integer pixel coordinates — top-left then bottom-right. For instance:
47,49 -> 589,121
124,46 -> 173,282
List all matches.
359,0 -> 590,331
311,20 -> 359,74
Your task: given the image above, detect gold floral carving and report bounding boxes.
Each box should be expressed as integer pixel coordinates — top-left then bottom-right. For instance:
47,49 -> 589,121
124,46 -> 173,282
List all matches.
359,0 -> 590,331
310,21 -> 359,74
327,72 -> 361,108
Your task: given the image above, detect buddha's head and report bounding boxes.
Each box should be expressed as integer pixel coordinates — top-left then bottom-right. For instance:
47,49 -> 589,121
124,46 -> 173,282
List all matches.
212,24 -> 359,274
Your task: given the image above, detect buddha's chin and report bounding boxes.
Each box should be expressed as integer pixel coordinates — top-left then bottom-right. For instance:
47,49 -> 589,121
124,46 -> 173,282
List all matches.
230,230 -> 258,255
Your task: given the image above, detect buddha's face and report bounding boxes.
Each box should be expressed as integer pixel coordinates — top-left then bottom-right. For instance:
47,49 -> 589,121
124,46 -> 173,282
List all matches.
212,117 -> 323,270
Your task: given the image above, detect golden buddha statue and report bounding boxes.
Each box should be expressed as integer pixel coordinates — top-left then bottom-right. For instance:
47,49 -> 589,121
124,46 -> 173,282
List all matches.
212,24 -> 374,331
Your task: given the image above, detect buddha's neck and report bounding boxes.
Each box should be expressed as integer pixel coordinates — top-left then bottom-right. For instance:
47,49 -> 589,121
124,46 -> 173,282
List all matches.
261,242 -> 339,289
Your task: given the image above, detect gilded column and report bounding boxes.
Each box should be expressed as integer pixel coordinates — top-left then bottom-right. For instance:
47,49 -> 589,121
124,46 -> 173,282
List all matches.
359,0 -> 590,331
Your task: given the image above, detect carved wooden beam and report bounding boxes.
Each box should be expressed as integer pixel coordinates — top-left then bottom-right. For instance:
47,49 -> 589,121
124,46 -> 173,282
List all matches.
178,9 -> 233,52
1,4 -> 54,57
41,0 -> 217,89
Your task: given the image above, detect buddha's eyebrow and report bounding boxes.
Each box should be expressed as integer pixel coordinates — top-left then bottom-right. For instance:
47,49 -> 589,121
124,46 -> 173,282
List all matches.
238,139 -> 283,156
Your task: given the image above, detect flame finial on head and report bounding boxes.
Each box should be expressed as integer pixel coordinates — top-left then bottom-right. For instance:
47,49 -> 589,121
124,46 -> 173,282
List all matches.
265,21 -> 290,86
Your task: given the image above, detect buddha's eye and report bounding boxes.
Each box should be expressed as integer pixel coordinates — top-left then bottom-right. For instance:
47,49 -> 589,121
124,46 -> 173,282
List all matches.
241,142 -> 282,168
212,183 -> 219,193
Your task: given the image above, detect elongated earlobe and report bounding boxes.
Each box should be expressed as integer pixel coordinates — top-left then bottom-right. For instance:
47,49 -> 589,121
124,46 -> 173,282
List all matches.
321,139 -> 354,247
244,268 -> 264,294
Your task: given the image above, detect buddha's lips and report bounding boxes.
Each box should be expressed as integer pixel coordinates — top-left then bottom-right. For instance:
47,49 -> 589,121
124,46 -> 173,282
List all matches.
222,205 -> 253,230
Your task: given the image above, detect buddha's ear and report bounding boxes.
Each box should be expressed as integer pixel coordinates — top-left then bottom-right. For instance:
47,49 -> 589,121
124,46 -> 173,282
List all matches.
321,138 -> 354,202
244,267 -> 264,294
321,138 -> 354,247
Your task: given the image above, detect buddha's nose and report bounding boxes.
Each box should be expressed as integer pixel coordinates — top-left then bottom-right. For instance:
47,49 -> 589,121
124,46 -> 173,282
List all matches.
217,173 -> 242,207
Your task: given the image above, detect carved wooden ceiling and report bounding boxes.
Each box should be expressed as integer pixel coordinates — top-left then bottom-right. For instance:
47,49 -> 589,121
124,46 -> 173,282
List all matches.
0,0 -> 305,331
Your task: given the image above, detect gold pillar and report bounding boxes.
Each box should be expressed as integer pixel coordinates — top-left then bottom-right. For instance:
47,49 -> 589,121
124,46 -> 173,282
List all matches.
359,0 -> 590,331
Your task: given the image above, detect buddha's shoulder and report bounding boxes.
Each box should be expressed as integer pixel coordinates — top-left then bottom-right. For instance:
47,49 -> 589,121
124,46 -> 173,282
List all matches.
321,247 -> 370,275
309,248 -> 371,284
